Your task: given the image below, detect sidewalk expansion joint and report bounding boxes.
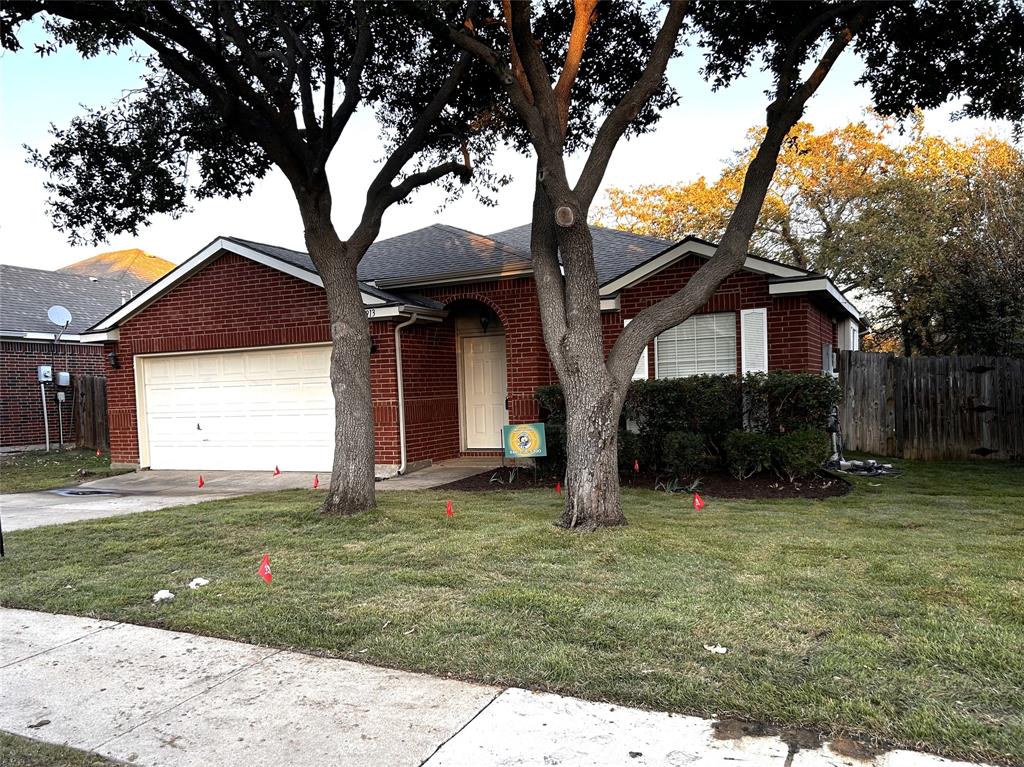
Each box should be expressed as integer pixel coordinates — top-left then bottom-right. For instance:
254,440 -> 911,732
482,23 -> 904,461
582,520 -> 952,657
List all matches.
89,647 -> 285,752
0,620 -> 123,671
417,686 -> 505,767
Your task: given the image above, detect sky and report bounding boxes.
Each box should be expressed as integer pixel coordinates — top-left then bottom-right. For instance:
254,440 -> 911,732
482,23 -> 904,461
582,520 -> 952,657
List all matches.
0,18 -> 1014,271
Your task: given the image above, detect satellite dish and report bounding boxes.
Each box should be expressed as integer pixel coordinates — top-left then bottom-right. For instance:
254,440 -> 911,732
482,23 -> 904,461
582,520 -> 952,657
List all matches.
47,305 -> 72,327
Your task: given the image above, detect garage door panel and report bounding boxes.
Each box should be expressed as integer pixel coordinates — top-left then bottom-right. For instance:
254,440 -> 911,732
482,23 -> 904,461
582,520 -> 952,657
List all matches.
142,346 -> 334,471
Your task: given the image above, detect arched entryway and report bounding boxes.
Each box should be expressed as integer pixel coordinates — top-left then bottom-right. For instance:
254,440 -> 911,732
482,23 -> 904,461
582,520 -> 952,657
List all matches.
448,300 -> 508,450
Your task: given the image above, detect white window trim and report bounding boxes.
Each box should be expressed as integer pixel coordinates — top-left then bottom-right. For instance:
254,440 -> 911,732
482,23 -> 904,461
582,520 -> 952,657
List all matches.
740,308 -> 769,373
623,319 -> 649,380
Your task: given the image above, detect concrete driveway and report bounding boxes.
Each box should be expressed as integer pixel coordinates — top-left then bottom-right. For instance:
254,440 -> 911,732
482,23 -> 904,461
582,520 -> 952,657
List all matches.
0,458 -> 494,532
0,471 -> 322,532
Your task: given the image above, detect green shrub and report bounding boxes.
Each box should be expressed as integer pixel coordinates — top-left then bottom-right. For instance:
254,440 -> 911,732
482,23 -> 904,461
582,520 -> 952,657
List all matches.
723,430 -> 774,480
537,422 -> 566,478
743,372 -> 840,434
535,385 -> 566,424
772,428 -> 830,482
661,431 -> 709,478
618,429 -> 643,475
623,375 -> 742,458
534,371 -> 837,478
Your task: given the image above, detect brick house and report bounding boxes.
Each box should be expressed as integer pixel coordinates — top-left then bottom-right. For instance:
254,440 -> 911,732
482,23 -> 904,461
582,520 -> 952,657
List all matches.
85,225 -> 862,475
0,252 -> 172,448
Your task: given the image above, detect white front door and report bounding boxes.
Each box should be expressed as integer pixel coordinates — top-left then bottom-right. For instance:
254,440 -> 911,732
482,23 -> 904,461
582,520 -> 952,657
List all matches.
461,334 -> 508,449
139,346 -> 334,471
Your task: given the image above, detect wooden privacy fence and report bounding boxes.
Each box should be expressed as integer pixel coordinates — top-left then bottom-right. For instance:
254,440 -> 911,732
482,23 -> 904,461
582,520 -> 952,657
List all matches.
74,375 -> 109,450
837,351 -> 1024,460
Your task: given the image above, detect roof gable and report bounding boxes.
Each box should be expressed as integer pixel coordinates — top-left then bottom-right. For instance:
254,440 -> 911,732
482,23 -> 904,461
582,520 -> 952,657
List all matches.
88,238 -> 442,333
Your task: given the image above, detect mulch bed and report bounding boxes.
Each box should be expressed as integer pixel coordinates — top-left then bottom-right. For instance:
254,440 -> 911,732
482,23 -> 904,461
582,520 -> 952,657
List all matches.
435,466 -> 850,499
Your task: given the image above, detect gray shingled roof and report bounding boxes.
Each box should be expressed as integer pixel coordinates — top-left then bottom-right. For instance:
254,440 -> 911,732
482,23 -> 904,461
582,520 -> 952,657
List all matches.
357,224 -> 531,286
229,223 -> 814,298
0,264 -> 147,335
231,226 -> 532,288
224,236 -> 443,310
489,224 -> 675,286
234,223 -> 674,290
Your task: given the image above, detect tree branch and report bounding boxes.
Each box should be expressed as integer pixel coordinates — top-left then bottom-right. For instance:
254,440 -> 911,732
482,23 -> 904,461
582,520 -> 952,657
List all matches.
574,0 -> 689,208
553,0 -> 599,134
506,0 -> 562,137
349,50 -> 475,251
328,2 -> 371,149
607,6 -> 873,386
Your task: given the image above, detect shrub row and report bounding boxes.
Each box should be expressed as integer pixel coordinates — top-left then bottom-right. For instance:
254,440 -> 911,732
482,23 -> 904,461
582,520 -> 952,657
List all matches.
536,372 -> 839,482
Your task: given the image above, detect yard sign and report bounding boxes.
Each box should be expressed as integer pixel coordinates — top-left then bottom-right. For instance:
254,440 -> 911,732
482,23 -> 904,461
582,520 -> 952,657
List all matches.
502,423 -> 547,459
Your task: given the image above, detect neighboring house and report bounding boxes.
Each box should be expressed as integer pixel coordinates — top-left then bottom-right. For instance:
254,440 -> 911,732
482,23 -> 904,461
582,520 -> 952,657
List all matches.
85,224 -> 862,475
58,248 -> 173,284
0,251 -> 173,448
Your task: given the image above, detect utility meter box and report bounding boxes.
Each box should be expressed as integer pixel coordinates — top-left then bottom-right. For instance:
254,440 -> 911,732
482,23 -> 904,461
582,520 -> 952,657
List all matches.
56,371 -> 71,387
37,365 -> 53,383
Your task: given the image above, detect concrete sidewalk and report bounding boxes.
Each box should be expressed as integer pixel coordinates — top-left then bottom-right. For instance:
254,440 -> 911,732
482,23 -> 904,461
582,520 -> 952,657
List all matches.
0,609 -> 995,767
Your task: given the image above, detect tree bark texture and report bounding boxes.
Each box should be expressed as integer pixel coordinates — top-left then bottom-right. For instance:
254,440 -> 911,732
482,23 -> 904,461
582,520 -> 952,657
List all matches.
300,194 -> 376,515
558,372 -> 626,529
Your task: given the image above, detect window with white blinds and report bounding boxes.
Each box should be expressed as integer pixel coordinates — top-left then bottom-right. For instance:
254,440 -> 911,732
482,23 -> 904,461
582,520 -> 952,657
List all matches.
655,312 -> 737,378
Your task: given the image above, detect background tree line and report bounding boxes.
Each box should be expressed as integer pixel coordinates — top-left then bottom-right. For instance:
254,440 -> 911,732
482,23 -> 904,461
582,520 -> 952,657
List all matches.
598,114 -> 1024,358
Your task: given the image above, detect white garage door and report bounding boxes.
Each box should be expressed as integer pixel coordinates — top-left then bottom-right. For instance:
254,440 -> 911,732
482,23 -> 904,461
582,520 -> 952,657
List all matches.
140,346 -> 334,471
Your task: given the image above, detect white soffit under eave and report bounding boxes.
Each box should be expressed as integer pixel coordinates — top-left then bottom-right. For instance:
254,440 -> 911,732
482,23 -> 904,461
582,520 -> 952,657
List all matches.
598,241 -> 809,297
0,330 -> 115,343
768,278 -> 862,321
89,238 -> 390,332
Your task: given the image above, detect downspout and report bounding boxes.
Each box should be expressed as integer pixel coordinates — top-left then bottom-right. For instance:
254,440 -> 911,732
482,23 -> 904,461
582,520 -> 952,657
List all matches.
394,312 -> 419,475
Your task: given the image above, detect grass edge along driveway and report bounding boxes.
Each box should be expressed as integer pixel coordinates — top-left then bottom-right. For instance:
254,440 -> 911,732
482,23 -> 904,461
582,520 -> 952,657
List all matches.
1,460 -> 1021,765
0,449 -> 128,494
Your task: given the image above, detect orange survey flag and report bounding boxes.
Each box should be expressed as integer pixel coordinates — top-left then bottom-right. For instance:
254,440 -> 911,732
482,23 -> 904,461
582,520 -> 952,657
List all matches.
258,554 -> 273,584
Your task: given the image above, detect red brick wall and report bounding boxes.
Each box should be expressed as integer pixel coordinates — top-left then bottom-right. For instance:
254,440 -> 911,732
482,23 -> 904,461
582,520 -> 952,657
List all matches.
1,340 -> 106,447
400,321 -> 460,463
104,252 -> 403,466
415,279 -> 556,427
605,255 -> 833,375
103,249 -> 838,467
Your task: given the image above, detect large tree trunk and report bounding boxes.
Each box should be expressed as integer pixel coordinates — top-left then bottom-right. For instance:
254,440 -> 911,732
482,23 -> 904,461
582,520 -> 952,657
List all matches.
559,372 -> 626,529
301,199 -> 377,516
538,212 -> 629,530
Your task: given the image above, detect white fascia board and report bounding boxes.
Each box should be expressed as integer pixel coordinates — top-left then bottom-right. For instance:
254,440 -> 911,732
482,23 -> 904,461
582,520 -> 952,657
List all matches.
89,238 -> 393,331
769,278 -> 862,321
0,329 -> 112,344
365,305 -> 445,321
599,241 -> 808,297
78,330 -> 120,342
600,296 -> 620,312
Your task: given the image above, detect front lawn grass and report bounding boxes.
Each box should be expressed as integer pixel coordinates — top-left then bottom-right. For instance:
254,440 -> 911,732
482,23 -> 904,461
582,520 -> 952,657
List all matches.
0,448 -> 128,494
0,732 -> 120,767
1,460 -> 1021,764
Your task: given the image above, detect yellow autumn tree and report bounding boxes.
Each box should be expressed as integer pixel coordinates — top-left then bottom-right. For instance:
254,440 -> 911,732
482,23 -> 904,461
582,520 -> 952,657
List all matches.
598,118 -> 900,273
599,115 -> 1024,356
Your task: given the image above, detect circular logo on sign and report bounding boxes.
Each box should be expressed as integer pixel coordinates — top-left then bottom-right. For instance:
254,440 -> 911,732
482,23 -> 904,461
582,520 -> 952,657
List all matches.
509,425 -> 539,455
